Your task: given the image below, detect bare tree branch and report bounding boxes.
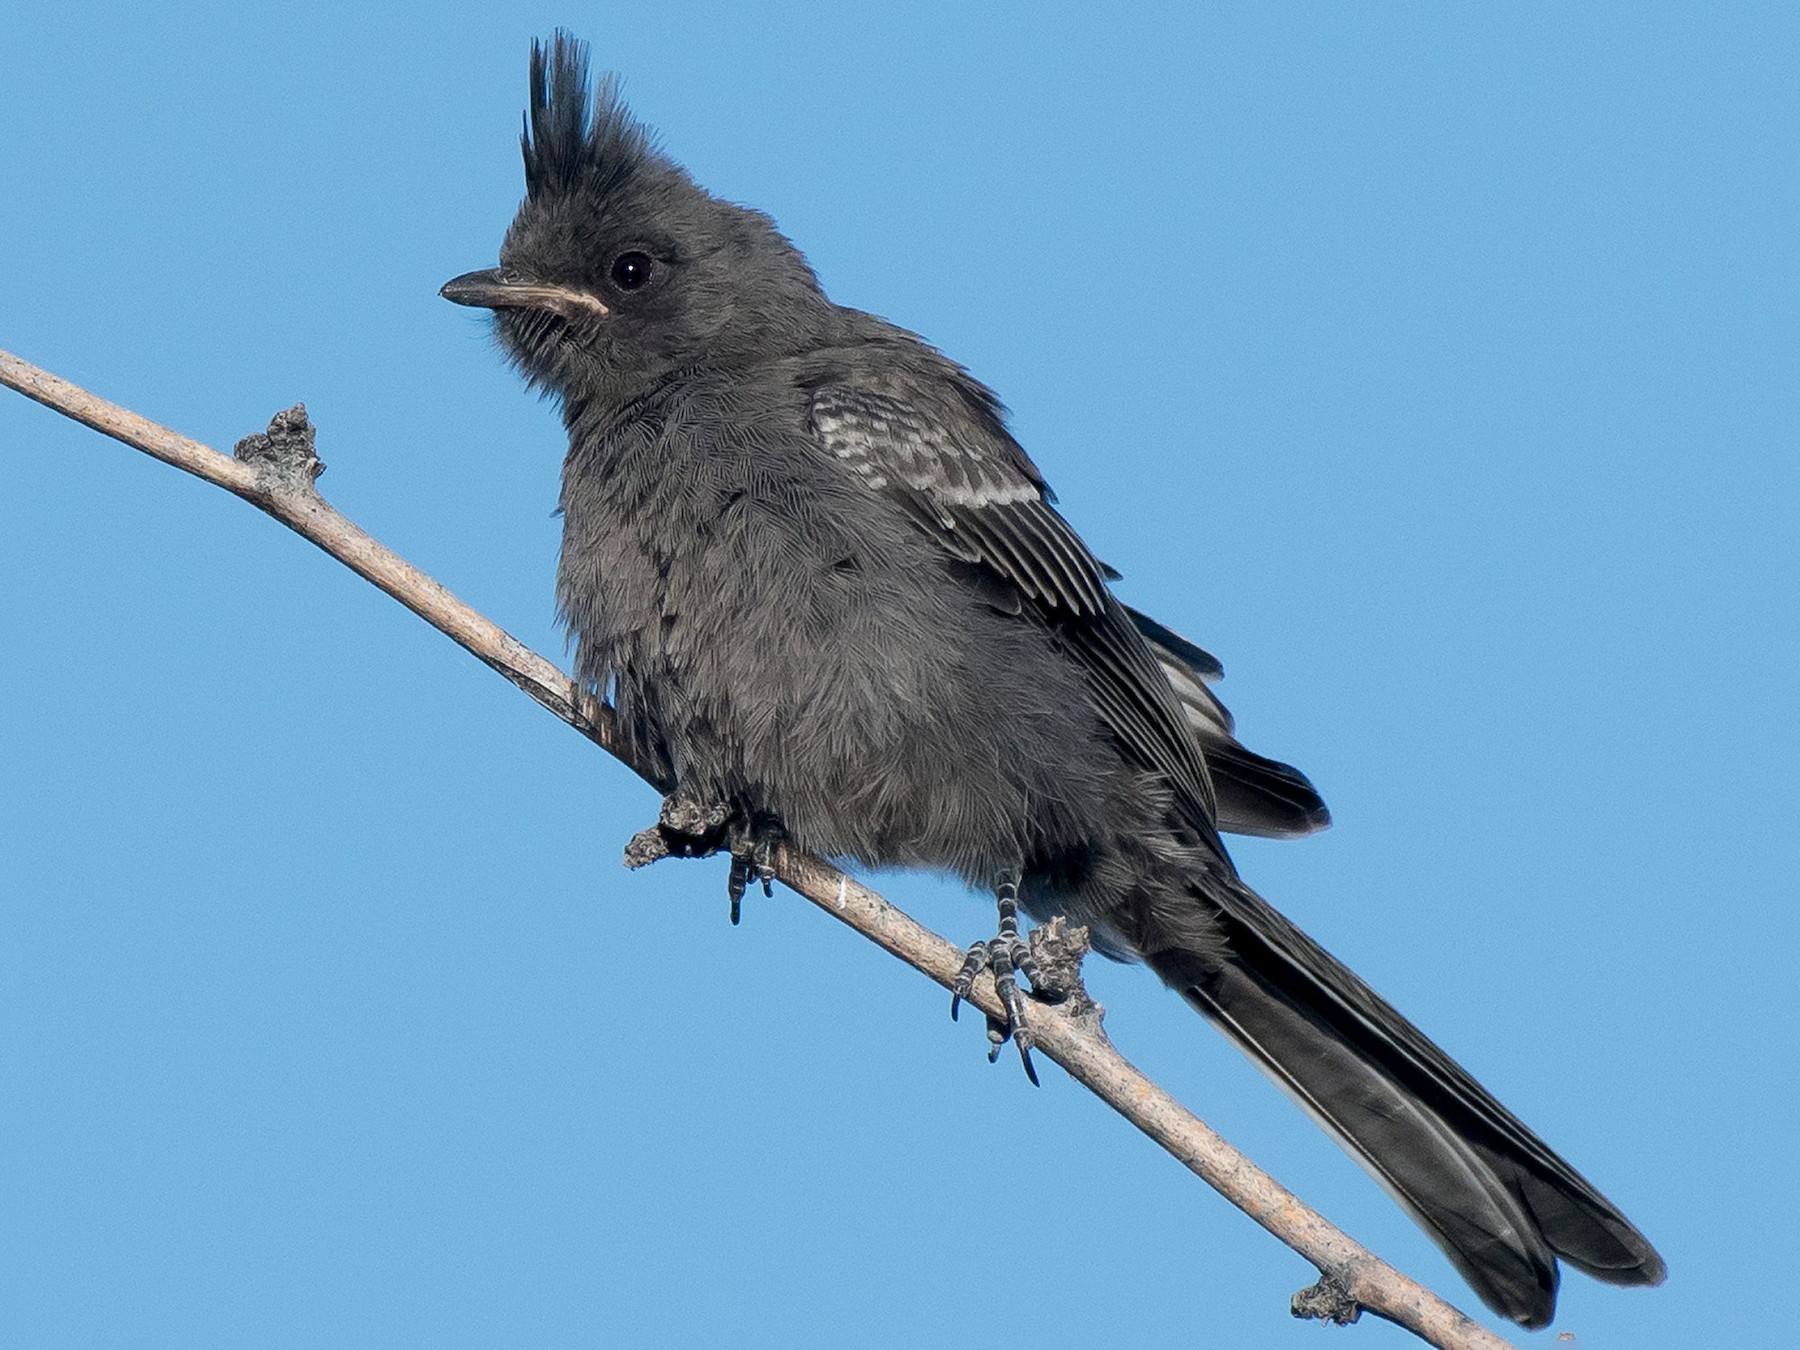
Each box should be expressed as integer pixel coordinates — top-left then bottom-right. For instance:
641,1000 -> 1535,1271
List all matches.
1,346 -> 1517,1350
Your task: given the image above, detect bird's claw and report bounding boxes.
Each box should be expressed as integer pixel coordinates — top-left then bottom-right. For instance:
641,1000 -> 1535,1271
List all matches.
950,879 -> 1042,1086
725,817 -> 782,925
623,793 -> 783,924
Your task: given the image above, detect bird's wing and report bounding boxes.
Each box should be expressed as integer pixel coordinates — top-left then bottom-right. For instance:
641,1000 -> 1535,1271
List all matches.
808,380 -> 1225,843
1126,607 -> 1331,839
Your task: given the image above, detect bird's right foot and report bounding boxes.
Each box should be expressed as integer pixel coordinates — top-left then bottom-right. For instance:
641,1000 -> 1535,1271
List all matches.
950,877 -> 1044,1085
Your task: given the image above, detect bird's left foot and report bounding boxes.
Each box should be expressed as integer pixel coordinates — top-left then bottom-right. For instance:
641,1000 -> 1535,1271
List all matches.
723,814 -> 783,925
951,878 -> 1048,1085
623,793 -> 783,924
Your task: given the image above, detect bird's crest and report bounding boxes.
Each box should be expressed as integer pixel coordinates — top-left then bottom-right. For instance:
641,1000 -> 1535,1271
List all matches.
521,31 -> 651,204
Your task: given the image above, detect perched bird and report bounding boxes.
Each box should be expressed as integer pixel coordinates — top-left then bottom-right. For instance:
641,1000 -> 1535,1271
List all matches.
442,32 -> 1665,1328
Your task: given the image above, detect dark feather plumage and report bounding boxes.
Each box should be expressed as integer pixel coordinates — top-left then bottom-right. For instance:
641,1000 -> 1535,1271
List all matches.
444,33 -> 1665,1328
1126,607 -> 1331,837
522,39 -> 648,205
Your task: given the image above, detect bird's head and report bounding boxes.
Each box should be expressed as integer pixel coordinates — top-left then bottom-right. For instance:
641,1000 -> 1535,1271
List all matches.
443,32 -> 836,402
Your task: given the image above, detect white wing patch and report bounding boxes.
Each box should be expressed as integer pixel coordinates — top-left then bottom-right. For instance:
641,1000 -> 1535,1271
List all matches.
813,392 -> 1040,516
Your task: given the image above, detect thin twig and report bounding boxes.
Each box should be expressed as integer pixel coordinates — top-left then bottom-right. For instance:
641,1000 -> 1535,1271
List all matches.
1,346 -> 1516,1350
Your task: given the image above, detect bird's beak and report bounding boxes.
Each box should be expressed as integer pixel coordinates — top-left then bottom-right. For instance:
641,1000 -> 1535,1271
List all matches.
440,269 -> 513,307
439,269 -> 610,320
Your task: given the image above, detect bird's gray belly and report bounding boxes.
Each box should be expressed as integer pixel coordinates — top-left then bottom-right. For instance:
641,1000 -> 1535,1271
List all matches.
566,486 -> 1140,890
635,579 -> 1133,889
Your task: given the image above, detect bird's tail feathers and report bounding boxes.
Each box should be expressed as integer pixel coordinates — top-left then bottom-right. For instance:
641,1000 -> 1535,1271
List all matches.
1140,880 -> 1665,1328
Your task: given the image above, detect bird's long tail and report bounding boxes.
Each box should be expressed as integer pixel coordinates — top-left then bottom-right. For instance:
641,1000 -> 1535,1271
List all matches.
1139,879 -> 1665,1328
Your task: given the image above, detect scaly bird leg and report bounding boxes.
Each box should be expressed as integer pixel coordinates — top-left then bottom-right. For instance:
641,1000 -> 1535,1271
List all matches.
724,813 -> 783,925
950,875 -> 1043,1085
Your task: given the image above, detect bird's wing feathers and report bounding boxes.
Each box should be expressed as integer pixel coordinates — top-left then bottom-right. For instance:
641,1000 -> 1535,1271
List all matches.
809,380 -> 1223,838
1126,607 -> 1332,839
810,384 -> 1110,614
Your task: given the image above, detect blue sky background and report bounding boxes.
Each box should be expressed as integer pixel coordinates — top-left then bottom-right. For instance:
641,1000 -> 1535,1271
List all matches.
2,5 -> 1793,1346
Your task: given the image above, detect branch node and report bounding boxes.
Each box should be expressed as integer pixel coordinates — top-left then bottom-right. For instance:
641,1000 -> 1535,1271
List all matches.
235,404 -> 325,493
1028,916 -> 1104,1031
623,792 -> 733,870
1291,1271 -> 1364,1326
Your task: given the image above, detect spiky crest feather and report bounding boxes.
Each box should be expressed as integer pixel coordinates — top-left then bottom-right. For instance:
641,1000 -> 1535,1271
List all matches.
522,32 -> 652,205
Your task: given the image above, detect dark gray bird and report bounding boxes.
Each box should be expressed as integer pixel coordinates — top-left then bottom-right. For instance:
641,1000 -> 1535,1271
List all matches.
442,33 -> 1664,1329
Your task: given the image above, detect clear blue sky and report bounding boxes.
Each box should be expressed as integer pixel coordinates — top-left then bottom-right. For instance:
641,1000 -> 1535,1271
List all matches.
2,5 -> 1792,1346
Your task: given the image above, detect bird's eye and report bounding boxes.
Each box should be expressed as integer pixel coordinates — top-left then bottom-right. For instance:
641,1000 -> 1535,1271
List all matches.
609,251 -> 655,291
